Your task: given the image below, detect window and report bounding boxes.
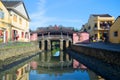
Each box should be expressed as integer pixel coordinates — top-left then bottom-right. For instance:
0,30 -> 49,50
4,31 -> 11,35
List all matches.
13,14 -> 17,22
0,9 -> 4,19
26,21 -> 28,27
84,29 -> 87,32
19,18 -> 22,24
114,31 -> 118,37
95,34 -> 97,37
21,68 -> 23,75
88,26 -> 91,30
94,23 -> 97,28
21,32 -> 24,38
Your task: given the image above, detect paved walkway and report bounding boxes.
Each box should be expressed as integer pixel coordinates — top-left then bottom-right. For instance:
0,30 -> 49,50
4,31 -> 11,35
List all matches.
75,42 -> 120,52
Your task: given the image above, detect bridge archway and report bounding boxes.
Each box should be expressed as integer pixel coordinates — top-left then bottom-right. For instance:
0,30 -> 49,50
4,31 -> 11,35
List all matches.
37,26 -> 73,50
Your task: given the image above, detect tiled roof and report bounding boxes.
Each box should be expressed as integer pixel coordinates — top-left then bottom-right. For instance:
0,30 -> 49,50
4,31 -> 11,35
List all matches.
2,1 -> 21,8
2,0 -> 30,20
37,27 -> 74,34
92,14 -> 112,17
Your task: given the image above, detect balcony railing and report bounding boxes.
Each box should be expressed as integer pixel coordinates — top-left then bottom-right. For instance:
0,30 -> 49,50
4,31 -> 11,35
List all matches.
100,26 -> 110,30
94,25 -> 110,30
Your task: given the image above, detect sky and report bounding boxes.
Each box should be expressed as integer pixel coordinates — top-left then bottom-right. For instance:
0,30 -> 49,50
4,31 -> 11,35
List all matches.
23,0 -> 120,30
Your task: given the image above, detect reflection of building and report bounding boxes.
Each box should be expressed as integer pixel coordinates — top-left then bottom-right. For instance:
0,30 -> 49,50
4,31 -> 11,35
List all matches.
109,16 -> 120,43
16,64 -> 30,80
81,14 -> 114,42
1,63 -> 30,80
30,61 -> 38,70
1,0 -> 30,42
0,1 -> 10,43
73,32 -> 89,44
73,59 -> 87,69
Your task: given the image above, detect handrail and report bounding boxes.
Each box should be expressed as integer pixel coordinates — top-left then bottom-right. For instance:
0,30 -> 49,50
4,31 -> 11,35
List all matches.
38,35 -> 72,40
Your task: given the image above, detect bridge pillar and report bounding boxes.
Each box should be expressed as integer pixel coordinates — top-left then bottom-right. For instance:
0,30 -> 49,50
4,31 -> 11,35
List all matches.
60,51 -> 64,62
47,40 -> 51,50
66,53 -> 69,62
41,52 -> 45,62
47,51 -> 51,62
60,39 -> 63,50
66,40 -> 69,48
41,40 -> 45,50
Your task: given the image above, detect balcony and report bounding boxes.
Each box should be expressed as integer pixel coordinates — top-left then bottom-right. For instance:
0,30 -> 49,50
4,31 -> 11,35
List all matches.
94,26 -> 110,30
100,26 -> 110,30
94,22 -> 112,30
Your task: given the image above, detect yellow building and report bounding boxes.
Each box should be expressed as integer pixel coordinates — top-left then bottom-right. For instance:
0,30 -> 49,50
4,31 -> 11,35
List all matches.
81,14 -> 114,42
0,1 -> 10,43
16,64 -> 30,80
2,0 -> 30,42
1,63 -> 30,80
109,16 -> 120,43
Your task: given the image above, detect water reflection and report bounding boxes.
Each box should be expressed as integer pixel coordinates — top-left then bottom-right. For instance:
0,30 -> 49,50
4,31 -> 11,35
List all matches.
73,59 -> 87,69
0,63 -> 30,80
53,51 -> 60,56
29,51 -> 102,80
29,69 -> 90,80
0,50 -> 103,80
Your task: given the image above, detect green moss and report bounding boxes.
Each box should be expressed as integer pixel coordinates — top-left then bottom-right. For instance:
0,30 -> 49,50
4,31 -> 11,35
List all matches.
1,42 -> 32,50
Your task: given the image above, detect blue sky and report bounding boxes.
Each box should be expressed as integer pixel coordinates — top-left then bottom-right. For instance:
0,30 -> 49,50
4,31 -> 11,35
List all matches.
24,0 -> 120,30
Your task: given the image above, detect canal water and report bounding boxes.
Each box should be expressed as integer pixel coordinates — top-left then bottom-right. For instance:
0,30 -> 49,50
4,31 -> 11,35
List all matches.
0,50 -> 103,80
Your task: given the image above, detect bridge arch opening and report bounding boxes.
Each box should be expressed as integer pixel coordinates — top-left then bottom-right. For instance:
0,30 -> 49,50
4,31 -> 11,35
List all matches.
39,41 -> 42,49
63,40 -> 66,51
45,40 -> 48,51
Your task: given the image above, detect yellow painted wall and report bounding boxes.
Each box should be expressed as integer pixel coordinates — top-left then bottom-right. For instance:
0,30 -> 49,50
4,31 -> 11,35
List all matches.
109,17 -> 120,43
0,1 -> 10,24
84,15 -> 114,41
10,11 -> 30,42
16,64 -> 29,80
0,1 -> 10,42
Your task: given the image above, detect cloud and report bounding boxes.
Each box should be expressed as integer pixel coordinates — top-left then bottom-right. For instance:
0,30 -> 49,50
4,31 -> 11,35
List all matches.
29,0 -> 84,30
30,0 -> 47,30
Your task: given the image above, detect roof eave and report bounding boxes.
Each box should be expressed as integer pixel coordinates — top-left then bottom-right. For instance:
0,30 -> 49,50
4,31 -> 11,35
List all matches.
8,8 -> 30,21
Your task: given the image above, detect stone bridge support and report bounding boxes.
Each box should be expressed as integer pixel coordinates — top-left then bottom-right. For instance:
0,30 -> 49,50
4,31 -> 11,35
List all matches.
66,40 -> 69,48
41,40 -> 45,51
47,51 -> 51,62
60,39 -> 63,50
47,40 -> 51,51
60,51 -> 63,62
41,52 -> 45,62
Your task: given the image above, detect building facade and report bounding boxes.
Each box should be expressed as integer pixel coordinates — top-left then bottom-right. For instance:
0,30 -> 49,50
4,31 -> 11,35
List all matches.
30,32 -> 38,41
2,0 -> 30,42
109,16 -> 120,43
0,1 -> 10,43
73,32 -> 89,44
81,14 -> 114,42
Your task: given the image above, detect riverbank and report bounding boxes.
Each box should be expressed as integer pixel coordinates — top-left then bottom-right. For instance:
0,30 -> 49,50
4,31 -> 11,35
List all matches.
0,41 -> 41,69
72,42 -> 120,66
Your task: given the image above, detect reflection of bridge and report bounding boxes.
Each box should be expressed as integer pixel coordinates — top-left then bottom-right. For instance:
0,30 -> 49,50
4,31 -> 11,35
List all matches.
37,26 -> 74,51
39,51 -> 72,65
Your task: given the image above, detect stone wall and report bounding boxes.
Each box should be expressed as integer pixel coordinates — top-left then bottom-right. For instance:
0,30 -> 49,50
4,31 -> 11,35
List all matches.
71,45 -> 120,66
0,42 -> 40,68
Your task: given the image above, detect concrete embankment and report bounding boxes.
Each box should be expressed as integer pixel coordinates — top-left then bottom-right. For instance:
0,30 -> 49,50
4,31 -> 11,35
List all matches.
0,42 -> 41,68
71,43 -> 120,66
